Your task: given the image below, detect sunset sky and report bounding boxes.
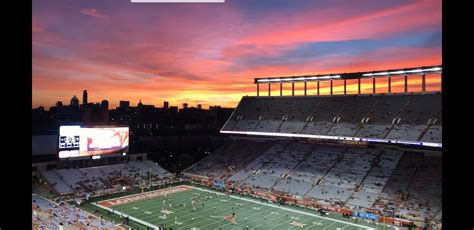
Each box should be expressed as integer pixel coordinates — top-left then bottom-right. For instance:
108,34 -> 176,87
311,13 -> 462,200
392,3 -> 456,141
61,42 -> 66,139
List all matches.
32,0 -> 441,109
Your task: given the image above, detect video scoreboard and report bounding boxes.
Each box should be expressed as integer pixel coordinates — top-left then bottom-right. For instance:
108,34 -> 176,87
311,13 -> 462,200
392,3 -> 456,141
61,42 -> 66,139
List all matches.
59,125 -> 129,159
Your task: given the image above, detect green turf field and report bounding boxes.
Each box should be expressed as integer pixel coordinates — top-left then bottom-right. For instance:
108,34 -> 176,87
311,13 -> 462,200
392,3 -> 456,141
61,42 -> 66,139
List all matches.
94,185 -> 397,230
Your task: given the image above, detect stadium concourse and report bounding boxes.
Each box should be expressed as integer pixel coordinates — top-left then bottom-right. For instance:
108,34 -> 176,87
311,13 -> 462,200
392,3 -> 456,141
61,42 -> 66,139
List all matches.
182,92 -> 442,229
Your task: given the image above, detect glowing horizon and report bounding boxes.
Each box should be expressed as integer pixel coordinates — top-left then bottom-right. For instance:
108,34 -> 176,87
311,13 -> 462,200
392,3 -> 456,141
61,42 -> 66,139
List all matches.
33,0 -> 441,109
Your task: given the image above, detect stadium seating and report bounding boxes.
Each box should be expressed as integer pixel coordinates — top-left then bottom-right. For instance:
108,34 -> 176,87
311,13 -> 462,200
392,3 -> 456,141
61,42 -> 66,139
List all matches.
306,148 -> 379,203
187,139 -> 441,224
40,160 -> 173,195
183,140 -> 272,180
32,195 -> 117,229
228,142 -> 287,183
222,93 -> 442,143
40,170 -> 74,194
397,155 -> 442,222
346,149 -> 403,208
327,96 -> 377,137
385,94 -> 441,141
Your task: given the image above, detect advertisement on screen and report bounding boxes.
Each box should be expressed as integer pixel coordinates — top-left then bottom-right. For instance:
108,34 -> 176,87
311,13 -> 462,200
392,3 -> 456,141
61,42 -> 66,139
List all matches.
58,126 -> 129,158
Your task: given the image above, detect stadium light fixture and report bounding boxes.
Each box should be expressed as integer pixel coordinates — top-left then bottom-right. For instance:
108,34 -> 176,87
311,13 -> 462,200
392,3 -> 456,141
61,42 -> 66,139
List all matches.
362,66 -> 442,77
256,75 -> 341,83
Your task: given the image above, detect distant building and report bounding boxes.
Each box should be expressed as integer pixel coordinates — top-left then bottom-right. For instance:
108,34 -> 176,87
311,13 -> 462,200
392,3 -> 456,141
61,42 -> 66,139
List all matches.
70,95 -> 80,108
82,102 -> 109,123
82,90 -> 88,105
182,103 -> 188,109
120,100 -> 130,109
101,100 -> 109,110
164,101 -> 169,109
197,104 -> 202,110
169,106 -> 178,114
56,101 -> 63,108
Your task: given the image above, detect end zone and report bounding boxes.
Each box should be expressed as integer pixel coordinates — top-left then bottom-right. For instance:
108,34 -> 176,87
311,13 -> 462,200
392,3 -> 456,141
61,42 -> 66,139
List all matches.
98,185 -> 192,207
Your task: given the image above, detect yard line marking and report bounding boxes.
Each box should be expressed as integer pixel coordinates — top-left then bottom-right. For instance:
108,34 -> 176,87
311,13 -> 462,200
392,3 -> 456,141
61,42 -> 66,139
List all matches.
322,221 -> 337,230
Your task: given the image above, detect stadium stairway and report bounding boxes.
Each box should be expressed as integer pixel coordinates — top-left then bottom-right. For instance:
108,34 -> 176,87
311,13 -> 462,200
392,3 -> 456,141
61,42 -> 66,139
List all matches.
393,153 -> 425,214
228,142 -> 290,185
249,142 -> 289,181
303,147 -> 349,197
381,96 -> 413,139
377,152 -> 424,217
298,101 -> 321,133
352,97 -> 380,137
417,109 -> 442,141
343,149 -> 385,204
323,103 -> 349,136
270,144 -> 318,191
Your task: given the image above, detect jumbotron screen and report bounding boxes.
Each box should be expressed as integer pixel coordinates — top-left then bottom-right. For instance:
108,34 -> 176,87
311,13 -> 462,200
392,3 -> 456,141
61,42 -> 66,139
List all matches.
58,126 -> 129,158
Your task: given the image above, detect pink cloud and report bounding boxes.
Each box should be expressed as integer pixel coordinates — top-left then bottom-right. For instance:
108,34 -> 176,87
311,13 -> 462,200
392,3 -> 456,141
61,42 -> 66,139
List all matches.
80,8 -> 110,21
32,19 -> 44,32
238,0 -> 441,46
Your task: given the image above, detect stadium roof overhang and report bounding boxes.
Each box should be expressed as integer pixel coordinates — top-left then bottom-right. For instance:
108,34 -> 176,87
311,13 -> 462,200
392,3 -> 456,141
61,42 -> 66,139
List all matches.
254,65 -> 442,84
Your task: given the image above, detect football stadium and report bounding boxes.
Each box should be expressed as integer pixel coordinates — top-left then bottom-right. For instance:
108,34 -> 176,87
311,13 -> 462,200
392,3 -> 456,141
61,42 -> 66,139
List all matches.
32,0 -> 443,229
32,65 -> 442,230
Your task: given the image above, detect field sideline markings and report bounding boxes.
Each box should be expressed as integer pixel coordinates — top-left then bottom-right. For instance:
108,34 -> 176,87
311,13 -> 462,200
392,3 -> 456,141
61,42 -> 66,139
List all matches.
92,202 -> 161,229
189,186 -> 376,230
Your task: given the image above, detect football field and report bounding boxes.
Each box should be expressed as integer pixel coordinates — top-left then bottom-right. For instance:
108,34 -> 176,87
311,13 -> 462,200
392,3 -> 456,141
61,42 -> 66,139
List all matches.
94,185 -> 397,230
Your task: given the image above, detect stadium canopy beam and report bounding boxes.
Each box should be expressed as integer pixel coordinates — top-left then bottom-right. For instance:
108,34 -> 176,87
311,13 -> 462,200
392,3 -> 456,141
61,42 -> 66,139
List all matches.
388,77 -> 391,94
292,82 -> 295,96
358,79 -> 361,95
280,82 -> 283,96
317,81 -> 320,95
253,65 -> 441,96
372,78 -> 376,94
330,80 -> 333,95
268,83 -> 271,96
344,79 -> 347,95
404,75 -> 408,94
304,82 -> 307,96
422,74 -> 426,93
254,65 -> 441,84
